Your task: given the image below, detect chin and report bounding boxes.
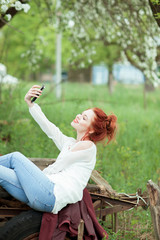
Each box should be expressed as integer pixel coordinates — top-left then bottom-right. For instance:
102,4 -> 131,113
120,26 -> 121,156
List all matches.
71,122 -> 78,132
71,121 -> 75,128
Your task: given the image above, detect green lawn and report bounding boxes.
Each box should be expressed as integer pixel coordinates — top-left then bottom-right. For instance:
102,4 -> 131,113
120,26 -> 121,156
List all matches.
0,81 -> 159,239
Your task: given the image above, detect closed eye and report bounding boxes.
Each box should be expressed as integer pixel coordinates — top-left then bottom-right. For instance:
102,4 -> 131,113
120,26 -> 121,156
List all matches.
81,111 -> 88,120
83,114 -> 88,120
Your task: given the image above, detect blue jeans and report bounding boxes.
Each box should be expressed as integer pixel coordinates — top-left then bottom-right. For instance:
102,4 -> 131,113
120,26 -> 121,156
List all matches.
0,152 -> 55,212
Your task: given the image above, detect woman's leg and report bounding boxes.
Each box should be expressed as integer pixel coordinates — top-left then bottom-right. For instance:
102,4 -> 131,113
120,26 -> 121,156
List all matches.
0,166 -> 29,203
0,152 -> 55,212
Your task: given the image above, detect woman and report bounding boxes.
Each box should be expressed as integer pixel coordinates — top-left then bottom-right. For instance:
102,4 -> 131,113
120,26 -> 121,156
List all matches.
0,85 -> 117,214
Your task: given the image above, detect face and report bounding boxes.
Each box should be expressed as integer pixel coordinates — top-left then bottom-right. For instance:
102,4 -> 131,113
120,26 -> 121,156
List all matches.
71,109 -> 95,135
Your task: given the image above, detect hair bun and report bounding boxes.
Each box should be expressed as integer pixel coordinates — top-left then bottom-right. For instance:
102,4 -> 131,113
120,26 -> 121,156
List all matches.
105,114 -> 117,143
106,114 -> 117,129
90,107 -> 117,144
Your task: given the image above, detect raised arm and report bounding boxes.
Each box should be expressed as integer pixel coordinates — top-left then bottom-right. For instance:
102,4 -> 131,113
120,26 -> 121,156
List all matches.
24,85 -> 42,108
24,85 -> 71,150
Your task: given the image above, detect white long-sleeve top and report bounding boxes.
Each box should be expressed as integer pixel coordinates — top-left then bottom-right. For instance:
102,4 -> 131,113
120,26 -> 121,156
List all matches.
29,103 -> 97,214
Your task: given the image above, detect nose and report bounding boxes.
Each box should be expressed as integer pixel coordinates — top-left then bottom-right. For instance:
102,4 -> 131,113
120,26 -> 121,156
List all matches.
76,114 -> 81,120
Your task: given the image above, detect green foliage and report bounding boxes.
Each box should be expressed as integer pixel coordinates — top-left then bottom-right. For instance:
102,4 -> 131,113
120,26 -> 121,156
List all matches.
2,0 -> 159,85
0,1 -> 62,79
154,12 -> 160,19
100,208 -> 153,239
59,0 -> 160,84
0,82 -> 159,238
150,0 -> 160,5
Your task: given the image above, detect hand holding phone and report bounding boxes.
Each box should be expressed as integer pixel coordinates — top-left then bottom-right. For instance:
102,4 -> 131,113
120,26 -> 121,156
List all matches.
31,85 -> 45,103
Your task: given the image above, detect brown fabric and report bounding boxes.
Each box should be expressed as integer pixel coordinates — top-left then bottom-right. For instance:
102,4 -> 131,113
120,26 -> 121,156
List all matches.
39,188 -> 108,240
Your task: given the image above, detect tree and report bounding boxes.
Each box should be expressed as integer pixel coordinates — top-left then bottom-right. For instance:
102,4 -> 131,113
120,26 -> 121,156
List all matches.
55,0 -> 160,106
0,0 -> 31,100
88,43 -> 121,94
1,0 -> 160,104
0,1 -> 74,81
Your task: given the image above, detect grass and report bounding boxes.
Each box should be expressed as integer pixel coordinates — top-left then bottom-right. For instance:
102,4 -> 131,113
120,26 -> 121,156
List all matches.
0,81 -> 159,239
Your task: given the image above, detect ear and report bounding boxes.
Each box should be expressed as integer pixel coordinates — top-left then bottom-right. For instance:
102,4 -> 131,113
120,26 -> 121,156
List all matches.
88,129 -> 94,134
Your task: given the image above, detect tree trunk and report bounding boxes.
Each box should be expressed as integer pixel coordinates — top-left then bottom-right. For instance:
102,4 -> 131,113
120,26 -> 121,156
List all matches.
0,82 -> 2,102
149,0 -> 160,28
108,70 -> 114,95
143,84 -> 147,109
143,77 -> 155,109
144,79 -> 155,92
147,180 -> 160,240
68,66 -> 91,83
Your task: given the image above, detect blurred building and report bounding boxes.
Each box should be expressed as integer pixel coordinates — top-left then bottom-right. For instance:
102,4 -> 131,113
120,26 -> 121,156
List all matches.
39,63 -> 145,85
67,63 -> 145,85
68,67 -> 91,83
92,63 -> 144,85
92,65 -> 108,85
113,64 -> 145,84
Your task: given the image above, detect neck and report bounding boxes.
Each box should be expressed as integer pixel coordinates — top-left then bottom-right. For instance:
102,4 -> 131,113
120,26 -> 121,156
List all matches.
76,132 -> 89,142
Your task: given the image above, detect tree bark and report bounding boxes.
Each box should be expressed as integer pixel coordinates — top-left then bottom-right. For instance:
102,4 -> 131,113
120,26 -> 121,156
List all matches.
144,77 -> 155,92
108,70 -> 114,95
147,180 -> 160,240
0,0 -> 29,29
143,85 -> 147,109
149,0 -> 160,28
143,77 -> 155,108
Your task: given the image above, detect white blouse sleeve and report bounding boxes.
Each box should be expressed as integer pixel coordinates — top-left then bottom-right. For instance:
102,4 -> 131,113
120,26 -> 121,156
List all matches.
29,103 -> 71,151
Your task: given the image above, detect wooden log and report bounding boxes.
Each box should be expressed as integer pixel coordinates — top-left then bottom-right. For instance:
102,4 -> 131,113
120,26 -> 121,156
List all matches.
29,157 -> 55,170
147,180 -> 160,240
0,186 -> 11,198
0,198 -> 28,208
90,170 -> 118,197
95,205 -> 133,216
93,200 -> 101,209
87,183 -> 103,193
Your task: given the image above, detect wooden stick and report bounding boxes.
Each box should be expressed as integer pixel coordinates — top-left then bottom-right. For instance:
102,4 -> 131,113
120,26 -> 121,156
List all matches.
147,180 -> 160,240
78,219 -> 84,240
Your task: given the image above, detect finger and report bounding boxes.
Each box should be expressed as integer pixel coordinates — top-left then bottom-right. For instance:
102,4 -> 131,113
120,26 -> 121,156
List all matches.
30,90 -> 42,95
29,85 -> 41,92
32,85 -> 41,89
28,93 -> 40,98
29,91 -> 41,95
32,89 -> 42,94
27,85 -> 41,93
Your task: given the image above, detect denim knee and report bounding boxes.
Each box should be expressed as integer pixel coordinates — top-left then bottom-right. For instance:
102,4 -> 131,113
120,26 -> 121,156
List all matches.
11,152 -> 25,163
28,197 -> 55,212
12,151 -> 23,158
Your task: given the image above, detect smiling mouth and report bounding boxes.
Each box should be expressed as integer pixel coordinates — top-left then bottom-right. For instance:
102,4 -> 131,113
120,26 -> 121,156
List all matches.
73,119 -> 79,123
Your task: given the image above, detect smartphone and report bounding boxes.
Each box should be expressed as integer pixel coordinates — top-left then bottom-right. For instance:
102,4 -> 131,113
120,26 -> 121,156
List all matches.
31,85 -> 45,103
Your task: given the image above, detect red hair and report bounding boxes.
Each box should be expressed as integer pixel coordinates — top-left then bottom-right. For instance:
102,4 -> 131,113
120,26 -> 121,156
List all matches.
89,108 -> 117,144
